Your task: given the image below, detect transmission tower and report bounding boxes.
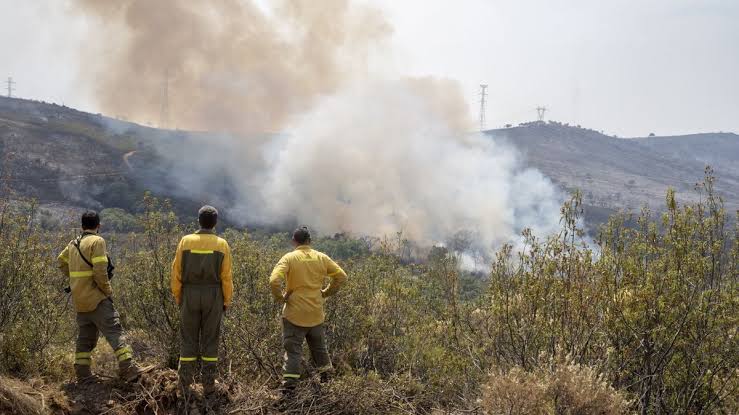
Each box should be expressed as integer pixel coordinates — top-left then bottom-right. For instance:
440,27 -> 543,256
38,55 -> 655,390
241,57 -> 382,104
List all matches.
6,77 -> 15,98
479,84 -> 488,131
159,69 -> 170,129
536,106 -> 547,122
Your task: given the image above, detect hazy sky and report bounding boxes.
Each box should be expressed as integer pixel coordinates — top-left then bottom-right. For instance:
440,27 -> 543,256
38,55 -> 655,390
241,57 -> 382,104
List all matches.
1,0 -> 737,136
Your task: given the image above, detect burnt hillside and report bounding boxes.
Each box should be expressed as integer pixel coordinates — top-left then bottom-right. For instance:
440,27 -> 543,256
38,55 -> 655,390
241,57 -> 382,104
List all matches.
487,122 -> 739,215
1,96 -> 738,228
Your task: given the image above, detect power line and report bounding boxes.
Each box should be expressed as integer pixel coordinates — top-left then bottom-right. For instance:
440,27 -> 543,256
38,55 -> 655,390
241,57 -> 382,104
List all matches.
479,84 -> 488,131
6,77 -> 15,98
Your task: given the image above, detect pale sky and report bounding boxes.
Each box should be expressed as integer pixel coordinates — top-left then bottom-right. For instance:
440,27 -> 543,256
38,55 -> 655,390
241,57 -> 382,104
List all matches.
2,0 -> 737,137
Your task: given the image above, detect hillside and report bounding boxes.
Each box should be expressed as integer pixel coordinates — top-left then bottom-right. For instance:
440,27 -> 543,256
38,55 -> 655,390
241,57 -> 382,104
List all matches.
487,122 -> 739,214
634,133 -> 739,176
2,96 -> 738,228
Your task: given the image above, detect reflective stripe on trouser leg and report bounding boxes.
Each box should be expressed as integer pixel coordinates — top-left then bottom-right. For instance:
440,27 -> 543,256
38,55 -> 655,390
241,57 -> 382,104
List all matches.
75,351 -> 92,366
94,299 -> 127,352
115,346 -> 133,362
282,319 -> 305,380
200,287 -> 223,364
179,289 -> 200,369
76,311 -> 98,366
76,311 -> 99,356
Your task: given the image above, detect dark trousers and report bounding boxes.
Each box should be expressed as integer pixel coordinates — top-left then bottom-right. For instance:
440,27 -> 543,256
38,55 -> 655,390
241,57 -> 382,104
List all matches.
179,286 -> 223,385
75,298 -> 132,365
282,319 -> 332,383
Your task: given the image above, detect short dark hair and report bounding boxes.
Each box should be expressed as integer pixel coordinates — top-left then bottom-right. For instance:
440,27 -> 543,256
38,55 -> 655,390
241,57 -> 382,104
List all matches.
81,211 -> 100,230
198,205 -> 218,229
293,226 -> 311,245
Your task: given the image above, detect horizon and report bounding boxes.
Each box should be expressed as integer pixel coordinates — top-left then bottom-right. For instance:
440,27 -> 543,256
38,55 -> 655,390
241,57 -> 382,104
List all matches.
2,94 -> 737,139
1,1 -> 737,137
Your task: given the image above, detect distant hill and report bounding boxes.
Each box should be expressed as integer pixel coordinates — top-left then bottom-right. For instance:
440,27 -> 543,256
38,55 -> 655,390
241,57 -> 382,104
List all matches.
486,122 -> 739,217
1,96 -> 737,229
633,133 -> 739,176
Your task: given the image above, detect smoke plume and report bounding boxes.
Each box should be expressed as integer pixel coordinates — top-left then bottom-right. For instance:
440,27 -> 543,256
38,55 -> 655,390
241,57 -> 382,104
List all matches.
257,78 -> 561,247
75,0 -> 390,133
76,0 -> 562,255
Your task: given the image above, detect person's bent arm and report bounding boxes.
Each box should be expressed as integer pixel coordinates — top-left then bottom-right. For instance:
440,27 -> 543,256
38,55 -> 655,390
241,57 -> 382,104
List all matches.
171,239 -> 184,305
221,242 -> 234,309
58,245 -> 70,278
91,238 -> 112,297
269,255 -> 290,303
321,255 -> 347,297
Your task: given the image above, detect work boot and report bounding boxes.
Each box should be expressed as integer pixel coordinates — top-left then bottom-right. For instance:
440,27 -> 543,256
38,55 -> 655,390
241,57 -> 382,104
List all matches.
178,364 -> 196,396
280,379 -> 297,398
74,364 -> 98,383
118,359 -> 146,382
203,380 -> 216,396
202,364 -> 217,396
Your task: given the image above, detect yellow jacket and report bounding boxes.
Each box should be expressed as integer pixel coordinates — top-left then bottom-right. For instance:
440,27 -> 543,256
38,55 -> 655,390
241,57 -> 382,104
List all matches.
58,231 -> 111,313
171,230 -> 233,306
269,245 -> 347,327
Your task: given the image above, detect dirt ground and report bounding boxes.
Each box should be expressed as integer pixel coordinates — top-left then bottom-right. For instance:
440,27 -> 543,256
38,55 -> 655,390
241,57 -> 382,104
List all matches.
0,369 -> 285,415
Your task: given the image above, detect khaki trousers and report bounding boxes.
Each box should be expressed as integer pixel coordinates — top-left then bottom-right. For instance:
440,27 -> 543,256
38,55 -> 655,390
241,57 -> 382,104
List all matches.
282,318 -> 332,383
75,298 -> 132,366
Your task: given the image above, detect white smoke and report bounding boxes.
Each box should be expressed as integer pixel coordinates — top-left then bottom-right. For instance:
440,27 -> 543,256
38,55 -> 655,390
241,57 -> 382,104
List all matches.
247,79 -> 562,249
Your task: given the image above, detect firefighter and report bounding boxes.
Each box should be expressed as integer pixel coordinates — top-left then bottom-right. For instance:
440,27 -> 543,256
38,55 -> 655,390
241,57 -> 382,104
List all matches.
57,211 -> 146,383
269,226 -> 348,392
171,205 -> 233,395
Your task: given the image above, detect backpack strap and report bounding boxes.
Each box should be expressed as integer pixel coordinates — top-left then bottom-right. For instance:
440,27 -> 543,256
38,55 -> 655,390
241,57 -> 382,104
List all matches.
73,234 -> 94,268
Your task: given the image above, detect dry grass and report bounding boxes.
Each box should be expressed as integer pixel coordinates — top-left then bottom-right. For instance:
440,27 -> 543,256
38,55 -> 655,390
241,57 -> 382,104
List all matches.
481,363 -> 632,415
0,377 -> 51,415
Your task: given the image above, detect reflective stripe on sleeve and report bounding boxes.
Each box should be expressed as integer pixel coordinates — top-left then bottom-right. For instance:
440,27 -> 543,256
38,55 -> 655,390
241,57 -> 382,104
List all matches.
190,250 -> 214,254
70,270 -> 94,278
75,352 -> 92,358
201,356 -> 218,362
92,256 -> 108,264
283,373 -> 300,379
179,357 -> 197,362
75,358 -> 91,365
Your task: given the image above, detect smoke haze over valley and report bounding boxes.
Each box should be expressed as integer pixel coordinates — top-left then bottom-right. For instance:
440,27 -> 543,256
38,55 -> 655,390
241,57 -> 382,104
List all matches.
1,0 -> 737,251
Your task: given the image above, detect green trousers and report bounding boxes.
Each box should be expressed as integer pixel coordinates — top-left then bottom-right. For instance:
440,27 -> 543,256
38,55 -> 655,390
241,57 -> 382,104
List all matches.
75,298 -> 133,366
178,285 -> 223,385
282,319 -> 332,384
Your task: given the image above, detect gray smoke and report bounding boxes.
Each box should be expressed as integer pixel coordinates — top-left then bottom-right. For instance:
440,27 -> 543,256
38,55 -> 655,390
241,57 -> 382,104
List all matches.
78,0 -> 562,255
254,78 -> 561,247
74,0 -> 390,134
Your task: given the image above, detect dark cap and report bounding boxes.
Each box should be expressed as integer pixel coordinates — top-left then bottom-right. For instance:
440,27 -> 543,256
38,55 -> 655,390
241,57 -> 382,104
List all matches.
198,205 -> 218,229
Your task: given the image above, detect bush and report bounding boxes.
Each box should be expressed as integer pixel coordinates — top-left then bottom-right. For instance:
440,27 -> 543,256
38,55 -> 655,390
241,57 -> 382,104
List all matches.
0,171 -> 736,414
100,207 -> 139,232
482,360 -> 632,415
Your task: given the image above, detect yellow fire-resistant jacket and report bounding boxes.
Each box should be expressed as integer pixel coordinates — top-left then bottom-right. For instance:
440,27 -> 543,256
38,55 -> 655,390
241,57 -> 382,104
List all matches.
171,229 -> 234,307
269,245 -> 347,327
58,231 -> 111,313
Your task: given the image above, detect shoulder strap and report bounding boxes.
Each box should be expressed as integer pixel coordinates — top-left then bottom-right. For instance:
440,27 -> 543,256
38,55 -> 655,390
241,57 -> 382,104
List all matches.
73,234 -> 94,268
